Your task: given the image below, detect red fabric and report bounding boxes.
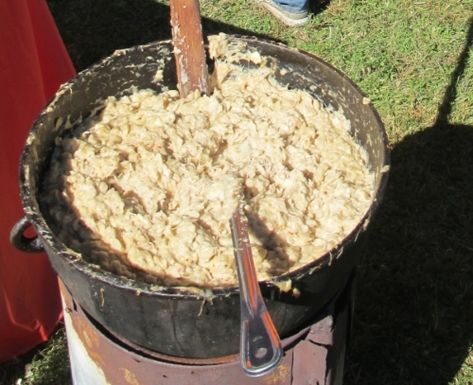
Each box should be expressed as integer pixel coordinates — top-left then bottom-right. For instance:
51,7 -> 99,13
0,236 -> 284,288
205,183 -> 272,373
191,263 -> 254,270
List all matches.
0,0 -> 75,362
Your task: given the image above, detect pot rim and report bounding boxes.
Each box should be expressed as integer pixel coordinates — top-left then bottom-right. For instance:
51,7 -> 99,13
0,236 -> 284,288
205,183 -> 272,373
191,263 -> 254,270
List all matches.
19,35 -> 390,300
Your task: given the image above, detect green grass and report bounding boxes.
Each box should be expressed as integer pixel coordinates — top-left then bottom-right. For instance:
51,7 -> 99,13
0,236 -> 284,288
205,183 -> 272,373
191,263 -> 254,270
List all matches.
21,328 -> 70,385
0,328 -> 70,385
2,0 -> 472,384
198,0 -> 473,141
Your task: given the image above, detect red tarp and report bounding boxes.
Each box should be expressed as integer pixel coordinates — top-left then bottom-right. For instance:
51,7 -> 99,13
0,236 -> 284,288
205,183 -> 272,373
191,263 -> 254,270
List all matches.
0,0 -> 75,362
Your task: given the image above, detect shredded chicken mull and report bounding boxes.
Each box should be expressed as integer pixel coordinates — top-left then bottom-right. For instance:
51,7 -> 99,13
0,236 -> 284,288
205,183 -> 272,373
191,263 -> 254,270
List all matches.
40,36 -> 375,288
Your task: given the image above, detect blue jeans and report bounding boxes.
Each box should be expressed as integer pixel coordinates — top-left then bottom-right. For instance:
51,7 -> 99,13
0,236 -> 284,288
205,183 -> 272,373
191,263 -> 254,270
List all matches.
275,0 -> 308,12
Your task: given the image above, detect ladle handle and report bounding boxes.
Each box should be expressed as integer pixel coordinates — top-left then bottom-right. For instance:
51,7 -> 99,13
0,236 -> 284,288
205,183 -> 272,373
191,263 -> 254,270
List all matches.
230,207 -> 283,377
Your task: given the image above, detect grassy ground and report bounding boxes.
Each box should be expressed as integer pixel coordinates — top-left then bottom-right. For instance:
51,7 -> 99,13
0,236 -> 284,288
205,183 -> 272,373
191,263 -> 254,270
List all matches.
0,327 -> 70,385
2,0 -> 472,384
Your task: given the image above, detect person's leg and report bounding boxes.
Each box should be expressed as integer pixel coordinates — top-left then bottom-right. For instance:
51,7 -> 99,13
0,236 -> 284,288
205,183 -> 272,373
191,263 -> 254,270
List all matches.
274,0 -> 308,12
258,0 -> 310,26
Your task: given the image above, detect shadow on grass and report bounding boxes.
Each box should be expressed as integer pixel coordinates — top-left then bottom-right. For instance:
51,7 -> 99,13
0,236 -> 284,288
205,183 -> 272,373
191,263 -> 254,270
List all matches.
345,17 -> 473,385
309,0 -> 332,15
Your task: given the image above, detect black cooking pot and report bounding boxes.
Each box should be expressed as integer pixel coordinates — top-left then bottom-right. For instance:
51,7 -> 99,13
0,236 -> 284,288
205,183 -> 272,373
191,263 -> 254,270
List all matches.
11,35 -> 389,359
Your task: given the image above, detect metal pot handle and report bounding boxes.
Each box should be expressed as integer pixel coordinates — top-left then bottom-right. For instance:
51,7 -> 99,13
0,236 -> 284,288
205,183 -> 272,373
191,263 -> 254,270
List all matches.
10,216 -> 44,253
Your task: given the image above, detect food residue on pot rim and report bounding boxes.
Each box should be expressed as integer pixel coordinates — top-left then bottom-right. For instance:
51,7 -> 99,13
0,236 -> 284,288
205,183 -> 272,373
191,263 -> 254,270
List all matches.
40,33 -> 375,291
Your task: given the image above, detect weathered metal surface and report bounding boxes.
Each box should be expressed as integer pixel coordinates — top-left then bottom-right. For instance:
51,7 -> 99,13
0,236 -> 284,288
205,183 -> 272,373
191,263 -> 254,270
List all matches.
63,307 -> 110,385
61,279 -> 351,385
61,281 -> 292,385
293,340 -> 328,385
291,308 -> 348,385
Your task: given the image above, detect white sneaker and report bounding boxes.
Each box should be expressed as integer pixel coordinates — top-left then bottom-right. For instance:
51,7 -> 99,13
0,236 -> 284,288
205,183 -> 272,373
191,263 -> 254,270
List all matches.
257,0 -> 310,26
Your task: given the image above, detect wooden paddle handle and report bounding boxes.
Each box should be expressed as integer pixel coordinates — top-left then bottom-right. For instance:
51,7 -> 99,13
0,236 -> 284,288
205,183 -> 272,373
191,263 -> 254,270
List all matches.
170,0 -> 209,97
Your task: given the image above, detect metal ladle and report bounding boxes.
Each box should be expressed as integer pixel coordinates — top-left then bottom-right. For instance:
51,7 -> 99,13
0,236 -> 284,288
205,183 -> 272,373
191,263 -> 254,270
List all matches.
230,206 -> 283,377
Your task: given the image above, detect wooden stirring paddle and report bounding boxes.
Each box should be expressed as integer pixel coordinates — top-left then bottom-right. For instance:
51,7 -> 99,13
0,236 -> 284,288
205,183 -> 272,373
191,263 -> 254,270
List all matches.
170,0 -> 210,97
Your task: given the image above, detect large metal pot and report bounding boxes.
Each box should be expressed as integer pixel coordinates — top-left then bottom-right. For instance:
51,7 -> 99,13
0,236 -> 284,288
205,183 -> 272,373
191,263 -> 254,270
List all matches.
11,35 -> 389,359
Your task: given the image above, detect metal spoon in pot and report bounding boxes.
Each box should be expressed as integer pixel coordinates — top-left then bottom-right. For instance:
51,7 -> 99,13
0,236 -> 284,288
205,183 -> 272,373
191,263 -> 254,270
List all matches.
230,205 -> 283,377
